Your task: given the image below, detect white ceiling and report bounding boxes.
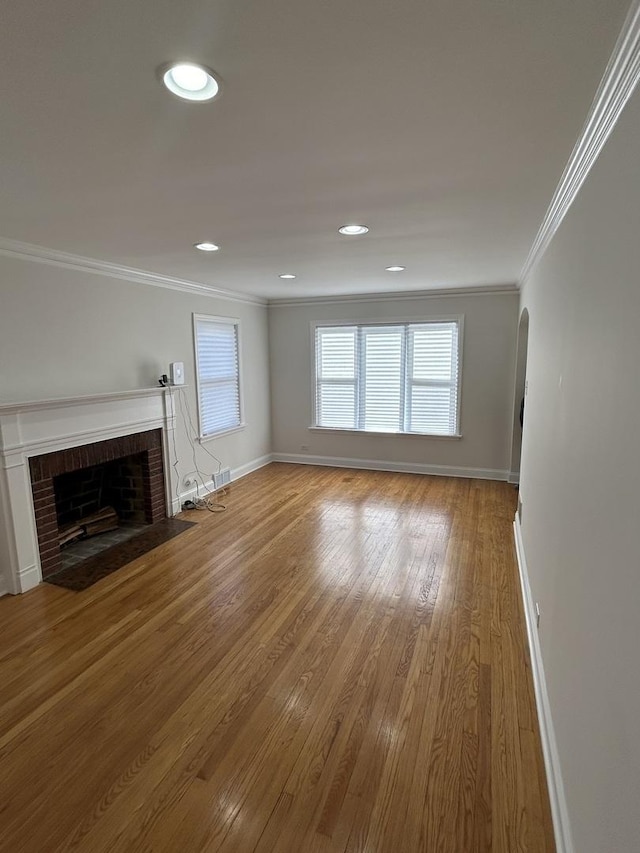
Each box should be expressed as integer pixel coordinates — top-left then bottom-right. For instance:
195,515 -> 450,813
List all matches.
0,0 -> 630,300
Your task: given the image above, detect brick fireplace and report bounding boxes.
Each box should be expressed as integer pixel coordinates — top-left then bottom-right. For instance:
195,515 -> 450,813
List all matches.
0,388 -> 179,595
30,430 -> 166,579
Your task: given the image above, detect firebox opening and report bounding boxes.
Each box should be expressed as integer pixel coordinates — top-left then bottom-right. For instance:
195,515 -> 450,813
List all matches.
29,428 -> 166,581
53,452 -> 150,571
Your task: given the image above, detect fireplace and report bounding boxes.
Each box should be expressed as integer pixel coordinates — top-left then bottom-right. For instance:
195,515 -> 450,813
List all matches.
0,388 -> 179,595
29,430 -> 166,579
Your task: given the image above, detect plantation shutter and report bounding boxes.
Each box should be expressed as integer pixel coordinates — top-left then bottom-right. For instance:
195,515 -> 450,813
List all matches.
361,326 -> 404,432
314,321 -> 460,436
195,318 -> 241,436
315,326 -> 357,429
408,322 -> 459,435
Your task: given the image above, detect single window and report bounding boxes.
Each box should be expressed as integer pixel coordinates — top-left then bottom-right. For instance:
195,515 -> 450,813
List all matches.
314,320 -> 461,436
193,314 -> 243,438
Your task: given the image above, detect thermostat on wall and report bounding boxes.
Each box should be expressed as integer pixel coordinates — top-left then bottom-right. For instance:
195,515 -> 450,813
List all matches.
170,362 -> 185,385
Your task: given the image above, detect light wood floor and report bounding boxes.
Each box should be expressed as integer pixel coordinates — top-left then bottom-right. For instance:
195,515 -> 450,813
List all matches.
0,463 -> 554,852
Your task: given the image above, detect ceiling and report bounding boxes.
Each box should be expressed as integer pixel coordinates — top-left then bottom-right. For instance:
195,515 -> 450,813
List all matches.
0,0 -> 630,300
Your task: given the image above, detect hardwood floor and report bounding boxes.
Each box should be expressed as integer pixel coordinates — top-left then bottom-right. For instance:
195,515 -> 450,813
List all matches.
0,463 -> 554,852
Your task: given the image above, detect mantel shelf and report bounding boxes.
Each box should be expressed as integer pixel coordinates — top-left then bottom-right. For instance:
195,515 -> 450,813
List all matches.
0,387 -> 177,416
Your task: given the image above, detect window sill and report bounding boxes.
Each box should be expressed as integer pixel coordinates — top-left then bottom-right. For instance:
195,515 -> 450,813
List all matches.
308,426 -> 462,440
199,423 -> 246,442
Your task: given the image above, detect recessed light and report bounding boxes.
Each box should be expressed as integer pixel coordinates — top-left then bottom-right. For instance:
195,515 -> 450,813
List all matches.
385,266 -> 405,272
194,242 -> 220,252
160,62 -> 221,102
338,224 -> 369,236
279,274 -> 296,279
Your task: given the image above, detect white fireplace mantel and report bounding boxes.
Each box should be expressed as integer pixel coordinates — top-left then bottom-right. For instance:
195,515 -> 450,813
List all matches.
0,387 -> 178,596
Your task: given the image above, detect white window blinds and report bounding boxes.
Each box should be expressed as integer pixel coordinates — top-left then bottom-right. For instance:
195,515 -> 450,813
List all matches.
315,327 -> 357,429
315,321 -> 460,436
194,316 -> 241,437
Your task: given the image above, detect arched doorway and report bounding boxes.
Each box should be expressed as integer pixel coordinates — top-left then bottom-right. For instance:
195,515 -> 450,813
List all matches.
509,308 -> 529,483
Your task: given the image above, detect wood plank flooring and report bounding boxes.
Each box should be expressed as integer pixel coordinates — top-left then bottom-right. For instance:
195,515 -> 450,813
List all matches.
0,463 -> 554,852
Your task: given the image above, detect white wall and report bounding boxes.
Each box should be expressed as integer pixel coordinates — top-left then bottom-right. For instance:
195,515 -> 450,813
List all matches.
268,291 -> 518,476
0,255 -> 271,490
519,88 -> 640,852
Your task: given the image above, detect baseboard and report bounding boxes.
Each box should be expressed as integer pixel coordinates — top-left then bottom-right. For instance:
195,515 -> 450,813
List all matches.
513,515 -> 573,853
170,453 -> 273,514
271,452 -> 507,481
17,562 -> 41,594
508,470 -> 520,485
232,453 -> 273,482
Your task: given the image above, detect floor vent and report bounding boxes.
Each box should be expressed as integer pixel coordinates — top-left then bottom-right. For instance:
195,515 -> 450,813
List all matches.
213,467 -> 232,490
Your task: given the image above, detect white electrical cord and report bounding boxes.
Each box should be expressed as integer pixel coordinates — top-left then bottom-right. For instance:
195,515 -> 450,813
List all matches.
176,388 -> 227,513
167,387 -> 182,508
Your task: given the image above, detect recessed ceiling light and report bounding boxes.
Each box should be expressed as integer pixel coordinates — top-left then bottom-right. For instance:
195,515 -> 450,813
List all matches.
385,265 -> 406,272
338,224 -> 369,236
279,274 -> 296,279
160,62 -> 221,102
194,241 -> 220,252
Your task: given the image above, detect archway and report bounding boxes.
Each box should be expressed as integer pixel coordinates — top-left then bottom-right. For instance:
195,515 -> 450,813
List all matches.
509,307 -> 529,483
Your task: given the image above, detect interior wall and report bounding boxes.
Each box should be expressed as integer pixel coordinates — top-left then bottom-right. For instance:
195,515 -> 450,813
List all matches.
519,87 -> 640,853
0,255 -> 271,490
268,291 -> 518,475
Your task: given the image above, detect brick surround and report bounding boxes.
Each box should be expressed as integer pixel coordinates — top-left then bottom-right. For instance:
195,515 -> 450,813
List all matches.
29,429 -> 166,579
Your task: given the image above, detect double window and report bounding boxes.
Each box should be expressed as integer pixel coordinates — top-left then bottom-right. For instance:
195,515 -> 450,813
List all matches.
314,320 -> 461,436
193,314 -> 243,438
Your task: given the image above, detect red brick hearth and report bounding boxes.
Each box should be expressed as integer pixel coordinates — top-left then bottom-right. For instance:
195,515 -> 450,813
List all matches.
29,429 -> 166,578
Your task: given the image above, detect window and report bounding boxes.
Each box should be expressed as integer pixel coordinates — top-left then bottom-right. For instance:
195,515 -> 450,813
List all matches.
193,314 -> 243,438
314,320 -> 461,436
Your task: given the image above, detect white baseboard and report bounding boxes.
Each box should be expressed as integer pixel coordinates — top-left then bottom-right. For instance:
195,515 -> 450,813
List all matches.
271,452 -> 507,481
232,453 -> 273,482
17,562 -> 41,594
513,515 -> 573,853
508,470 -> 520,485
170,453 -> 273,514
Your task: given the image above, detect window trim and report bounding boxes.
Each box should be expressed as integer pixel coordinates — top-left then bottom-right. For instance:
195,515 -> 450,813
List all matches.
310,315 -> 464,438
192,313 -> 245,441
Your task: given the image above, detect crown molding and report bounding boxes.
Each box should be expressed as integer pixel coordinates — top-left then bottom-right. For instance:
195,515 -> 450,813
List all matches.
0,235 -> 517,308
268,283 -> 518,308
521,0 -> 640,284
0,236 -> 267,306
